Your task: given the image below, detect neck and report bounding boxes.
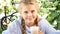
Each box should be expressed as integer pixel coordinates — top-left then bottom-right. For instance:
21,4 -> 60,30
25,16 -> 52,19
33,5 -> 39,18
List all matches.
25,22 -> 37,27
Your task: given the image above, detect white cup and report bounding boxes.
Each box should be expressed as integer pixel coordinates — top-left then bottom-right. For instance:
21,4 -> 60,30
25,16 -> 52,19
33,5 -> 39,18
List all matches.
30,26 -> 39,34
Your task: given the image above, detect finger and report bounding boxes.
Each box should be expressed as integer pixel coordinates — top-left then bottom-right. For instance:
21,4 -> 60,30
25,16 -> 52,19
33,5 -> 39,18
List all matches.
38,31 -> 44,34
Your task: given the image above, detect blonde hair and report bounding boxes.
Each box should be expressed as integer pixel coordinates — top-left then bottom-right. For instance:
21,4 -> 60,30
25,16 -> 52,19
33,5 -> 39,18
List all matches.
19,0 -> 39,34
18,0 -> 39,12
21,17 -> 38,34
20,0 -> 37,4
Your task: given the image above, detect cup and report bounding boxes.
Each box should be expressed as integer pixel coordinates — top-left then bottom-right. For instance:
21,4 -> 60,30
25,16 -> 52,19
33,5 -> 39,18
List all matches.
30,26 -> 39,34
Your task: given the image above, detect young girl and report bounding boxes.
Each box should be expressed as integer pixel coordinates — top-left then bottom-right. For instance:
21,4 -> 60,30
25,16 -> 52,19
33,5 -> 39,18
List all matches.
2,0 -> 60,34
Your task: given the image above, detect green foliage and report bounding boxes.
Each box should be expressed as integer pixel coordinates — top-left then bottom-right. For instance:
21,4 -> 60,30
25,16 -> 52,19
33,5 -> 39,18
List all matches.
0,0 -> 19,32
0,9 -> 2,14
0,0 -> 19,15
38,0 -> 60,30
0,28 -> 2,34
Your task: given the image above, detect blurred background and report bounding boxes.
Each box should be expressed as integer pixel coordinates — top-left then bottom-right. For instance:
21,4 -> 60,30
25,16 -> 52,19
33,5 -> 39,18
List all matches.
0,0 -> 60,34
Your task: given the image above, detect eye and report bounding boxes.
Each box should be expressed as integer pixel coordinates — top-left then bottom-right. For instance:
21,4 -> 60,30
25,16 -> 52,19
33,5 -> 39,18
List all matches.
31,10 -> 35,13
24,11 -> 28,14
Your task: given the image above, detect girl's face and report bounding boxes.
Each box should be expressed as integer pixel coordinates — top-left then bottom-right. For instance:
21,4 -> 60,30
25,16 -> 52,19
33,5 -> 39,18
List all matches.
20,4 -> 38,26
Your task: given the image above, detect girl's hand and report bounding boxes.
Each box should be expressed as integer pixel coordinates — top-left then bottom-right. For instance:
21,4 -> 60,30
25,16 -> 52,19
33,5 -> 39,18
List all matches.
30,26 -> 43,34
38,31 -> 43,34
31,30 -> 43,34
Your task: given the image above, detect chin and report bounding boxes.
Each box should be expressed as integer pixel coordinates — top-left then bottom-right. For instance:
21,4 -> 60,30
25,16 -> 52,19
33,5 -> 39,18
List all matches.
28,20 -> 34,22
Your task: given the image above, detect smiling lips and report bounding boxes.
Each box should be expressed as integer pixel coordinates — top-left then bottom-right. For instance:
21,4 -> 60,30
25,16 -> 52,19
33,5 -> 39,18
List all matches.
26,17 -> 33,20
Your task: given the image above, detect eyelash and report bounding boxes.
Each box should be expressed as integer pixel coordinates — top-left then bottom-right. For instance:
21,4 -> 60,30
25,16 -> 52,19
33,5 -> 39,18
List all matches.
31,10 -> 35,13
24,10 -> 35,14
24,11 -> 28,14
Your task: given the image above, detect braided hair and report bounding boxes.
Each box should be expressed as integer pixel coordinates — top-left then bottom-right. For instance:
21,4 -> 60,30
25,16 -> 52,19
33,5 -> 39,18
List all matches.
21,17 -> 38,34
19,0 -> 38,34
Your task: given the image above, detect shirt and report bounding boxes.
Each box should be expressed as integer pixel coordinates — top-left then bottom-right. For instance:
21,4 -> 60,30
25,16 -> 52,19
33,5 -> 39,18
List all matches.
2,17 -> 60,34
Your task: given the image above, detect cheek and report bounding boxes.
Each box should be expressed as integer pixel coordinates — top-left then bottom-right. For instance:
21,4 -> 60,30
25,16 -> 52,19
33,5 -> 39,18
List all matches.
33,15 -> 37,20
22,14 -> 27,20
32,13 -> 37,19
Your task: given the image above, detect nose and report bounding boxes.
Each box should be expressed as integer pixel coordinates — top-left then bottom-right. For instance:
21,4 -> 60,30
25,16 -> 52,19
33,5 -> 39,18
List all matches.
27,12 -> 32,17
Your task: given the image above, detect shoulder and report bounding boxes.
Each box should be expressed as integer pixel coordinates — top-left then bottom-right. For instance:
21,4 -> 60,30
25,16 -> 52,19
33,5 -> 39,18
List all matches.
10,17 -> 22,24
37,15 -> 48,25
2,17 -> 22,34
38,17 -> 51,29
37,16 -> 48,25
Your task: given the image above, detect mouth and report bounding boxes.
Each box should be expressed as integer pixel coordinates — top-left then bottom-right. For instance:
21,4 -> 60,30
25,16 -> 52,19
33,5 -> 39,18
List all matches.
26,18 -> 33,20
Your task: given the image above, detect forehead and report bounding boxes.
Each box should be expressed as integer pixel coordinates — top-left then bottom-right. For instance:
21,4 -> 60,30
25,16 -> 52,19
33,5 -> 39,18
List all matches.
20,4 -> 37,11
